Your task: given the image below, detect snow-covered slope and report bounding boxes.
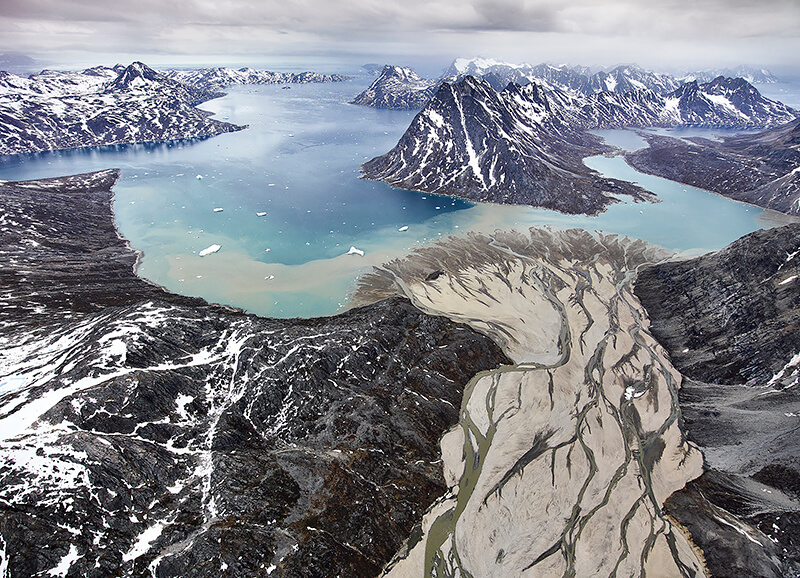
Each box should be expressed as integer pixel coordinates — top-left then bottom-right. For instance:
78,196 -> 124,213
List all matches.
0,62 -> 244,155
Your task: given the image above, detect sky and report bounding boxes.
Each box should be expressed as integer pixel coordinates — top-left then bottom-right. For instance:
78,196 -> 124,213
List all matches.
1,0 -> 799,77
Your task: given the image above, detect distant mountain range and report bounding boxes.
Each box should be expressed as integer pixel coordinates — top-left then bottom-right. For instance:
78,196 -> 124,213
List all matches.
164,67 -> 348,91
0,61 -> 348,156
353,57 -> 783,110
362,75 -> 797,214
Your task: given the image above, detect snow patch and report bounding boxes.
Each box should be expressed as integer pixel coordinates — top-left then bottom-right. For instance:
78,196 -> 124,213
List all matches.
122,522 -> 165,562
47,544 -> 79,577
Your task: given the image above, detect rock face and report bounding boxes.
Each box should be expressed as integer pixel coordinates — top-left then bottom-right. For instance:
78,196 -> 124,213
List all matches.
352,229 -> 706,577
362,74 -> 795,214
361,77 -> 654,214
626,120 -> 800,215
350,65 -> 438,109
164,67 -> 349,91
0,62 -> 245,156
0,171 -> 509,577
635,224 -> 800,577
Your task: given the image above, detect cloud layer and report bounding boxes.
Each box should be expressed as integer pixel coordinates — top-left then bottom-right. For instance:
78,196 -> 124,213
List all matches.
1,0 -> 798,73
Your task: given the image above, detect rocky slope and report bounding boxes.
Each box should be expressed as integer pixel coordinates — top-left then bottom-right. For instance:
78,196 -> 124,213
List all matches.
626,119 -> 800,215
350,65 -> 438,109
0,62 -> 245,156
0,171 -> 509,577
635,224 -> 800,577
361,77 -> 655,214
164,67 -> 348,91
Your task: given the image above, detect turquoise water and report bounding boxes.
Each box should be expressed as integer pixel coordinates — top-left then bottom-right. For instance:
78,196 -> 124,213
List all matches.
0,77 -> 794,318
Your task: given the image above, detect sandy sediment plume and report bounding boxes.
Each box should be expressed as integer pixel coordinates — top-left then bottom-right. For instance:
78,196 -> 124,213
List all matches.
353,228 -> 707,577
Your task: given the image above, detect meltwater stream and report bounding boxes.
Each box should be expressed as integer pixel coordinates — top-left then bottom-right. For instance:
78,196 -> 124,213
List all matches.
0,76 -> 792,318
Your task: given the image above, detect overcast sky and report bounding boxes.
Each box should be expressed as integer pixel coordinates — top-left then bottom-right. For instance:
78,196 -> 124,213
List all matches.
1,0 -> 799,76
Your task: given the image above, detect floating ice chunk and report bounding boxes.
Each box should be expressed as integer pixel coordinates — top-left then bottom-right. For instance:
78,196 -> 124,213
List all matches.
346,246 -> 365,256
398,226 -> 409,232
256,212 -> 267,217
213,208 -> 223,212
199,244 -> 221,257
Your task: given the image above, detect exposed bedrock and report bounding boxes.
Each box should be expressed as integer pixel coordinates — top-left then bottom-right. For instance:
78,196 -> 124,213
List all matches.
0,171 -> 509,577
636,223 -> 800,577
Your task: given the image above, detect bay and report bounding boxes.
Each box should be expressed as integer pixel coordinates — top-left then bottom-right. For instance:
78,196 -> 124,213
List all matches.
0,75 -> 794,318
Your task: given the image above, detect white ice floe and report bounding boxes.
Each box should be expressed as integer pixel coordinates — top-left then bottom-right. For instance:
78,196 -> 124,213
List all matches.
346,246 -> 365,256
199,244 -> 221,257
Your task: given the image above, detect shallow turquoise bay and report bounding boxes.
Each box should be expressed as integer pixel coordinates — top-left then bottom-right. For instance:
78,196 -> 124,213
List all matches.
0,77 -> 794,318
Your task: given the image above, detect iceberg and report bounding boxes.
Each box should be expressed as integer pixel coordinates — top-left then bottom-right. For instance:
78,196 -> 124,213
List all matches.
199,244 -> 221,257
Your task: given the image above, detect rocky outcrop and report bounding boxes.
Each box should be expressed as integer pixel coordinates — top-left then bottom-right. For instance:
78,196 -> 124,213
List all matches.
635,224 -> 800,577
0,171 -> 509,577
0,62 -> 245,155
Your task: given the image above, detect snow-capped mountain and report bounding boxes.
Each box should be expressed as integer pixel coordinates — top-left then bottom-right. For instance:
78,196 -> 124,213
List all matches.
164,67 -> 348,91
361,76 -> 653,214
362,75 -> 796,213
350,65 -> 439,109
0,62 -> 244,155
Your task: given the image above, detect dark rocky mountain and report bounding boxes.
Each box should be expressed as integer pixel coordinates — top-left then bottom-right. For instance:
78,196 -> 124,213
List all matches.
361,74 -> 795,214
0,171 -> 509,577
635,224 -> 800,577
350,65 -> 438,109
626,119 -> 800,214
164,67 -> 349,91
0,62 -> 245,156
362,77 -> 655,214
